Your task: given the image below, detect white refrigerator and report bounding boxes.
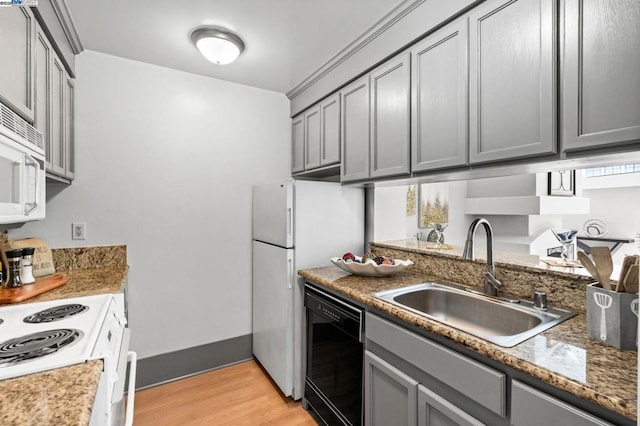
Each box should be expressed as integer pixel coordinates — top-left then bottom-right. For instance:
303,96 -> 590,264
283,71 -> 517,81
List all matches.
252,179 -> 364,400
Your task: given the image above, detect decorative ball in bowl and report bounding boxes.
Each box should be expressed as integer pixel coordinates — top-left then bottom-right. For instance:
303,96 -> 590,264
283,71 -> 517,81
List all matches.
330,253 -> 414,277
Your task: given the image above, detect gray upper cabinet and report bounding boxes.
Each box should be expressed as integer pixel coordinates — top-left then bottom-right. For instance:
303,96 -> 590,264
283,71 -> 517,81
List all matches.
469,0 -> 557,164
319,94 -> 340,167
34,20 -> 75,182
291,114 -> 304,173
411,18 -> 469,173
0,7 -> 36,122
341,75 -> 371,182
64,76 -> 75,179
34,25 -> 51,169
370,52 -> 411,179
291,93 -> 341,175
50,54 -> 65,177
304,105 -> 321,170
562,0 -> 640,151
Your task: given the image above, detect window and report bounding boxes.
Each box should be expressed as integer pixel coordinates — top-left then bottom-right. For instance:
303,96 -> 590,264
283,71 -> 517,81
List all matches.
583,164 -> 640,177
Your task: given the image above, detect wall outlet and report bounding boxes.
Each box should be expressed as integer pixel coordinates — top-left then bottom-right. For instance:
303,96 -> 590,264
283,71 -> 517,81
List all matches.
72,222 -> 86,240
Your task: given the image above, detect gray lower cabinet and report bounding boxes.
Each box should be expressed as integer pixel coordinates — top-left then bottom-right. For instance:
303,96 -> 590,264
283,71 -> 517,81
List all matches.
0,6 -> 36,123
366,313 -> 503,425
468,0 -> 557,164
291,113 -> 304,173
365,313 -> 618,426
562,0 -> 640,151
370,52 -> 411,179
418,385 -> 485,426
365,350 -> 490,426
341,75 -> 371,182
411,17 -> 468,172
364,351 -> 418,426
365,351 -> 486,426
511,381 -> 611,426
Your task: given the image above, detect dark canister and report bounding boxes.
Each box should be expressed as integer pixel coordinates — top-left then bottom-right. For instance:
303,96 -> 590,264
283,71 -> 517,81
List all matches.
4,248 -> 23,288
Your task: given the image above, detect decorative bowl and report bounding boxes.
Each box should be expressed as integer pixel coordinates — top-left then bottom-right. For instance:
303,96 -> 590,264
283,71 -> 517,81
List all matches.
330,257 -> 414,277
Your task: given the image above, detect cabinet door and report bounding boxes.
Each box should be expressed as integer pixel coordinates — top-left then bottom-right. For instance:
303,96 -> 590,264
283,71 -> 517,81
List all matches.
320,94 -> 340,166
511,381 -> 611,426
411,18 -> 468,173
64,75 -> 75,179
0,7 -> 35,122
34,25 -> 51,170
291,113 -> 304,173
418,385 -> 485,426
370,52 -> 411,179
304,106 -> 321,170
50,55 -> 66,176
365,351 -> 418,426
469,0 -> 556,164
562,0 -> 640,151
341,75 -> 370,182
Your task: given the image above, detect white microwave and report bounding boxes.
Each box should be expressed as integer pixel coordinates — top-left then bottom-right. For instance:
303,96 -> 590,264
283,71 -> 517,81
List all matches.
0,102 -> 46,224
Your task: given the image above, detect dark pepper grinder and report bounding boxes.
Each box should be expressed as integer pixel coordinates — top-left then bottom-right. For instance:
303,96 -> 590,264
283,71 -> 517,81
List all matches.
4,248 -> 23,288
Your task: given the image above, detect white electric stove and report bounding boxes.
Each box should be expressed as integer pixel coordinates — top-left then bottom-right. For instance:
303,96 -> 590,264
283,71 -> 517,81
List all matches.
0,293 -> 137,426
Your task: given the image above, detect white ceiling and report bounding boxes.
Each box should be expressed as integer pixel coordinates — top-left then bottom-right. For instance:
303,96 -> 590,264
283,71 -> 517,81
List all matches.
64,0 -> 405,94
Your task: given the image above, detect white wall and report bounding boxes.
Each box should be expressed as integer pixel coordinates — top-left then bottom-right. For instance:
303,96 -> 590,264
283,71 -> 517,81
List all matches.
373,181 -> 468,247
10,51 -> 291,358
374,173 -> 640,263
564,177 -> 640,264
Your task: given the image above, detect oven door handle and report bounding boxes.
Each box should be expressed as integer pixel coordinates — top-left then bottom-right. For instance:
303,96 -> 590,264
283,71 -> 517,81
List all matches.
124,351 -> 138,426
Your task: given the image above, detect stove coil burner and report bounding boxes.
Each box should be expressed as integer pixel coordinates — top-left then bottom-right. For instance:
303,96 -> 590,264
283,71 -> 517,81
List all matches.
23,304 -> 89,323
0,329 -> 83,367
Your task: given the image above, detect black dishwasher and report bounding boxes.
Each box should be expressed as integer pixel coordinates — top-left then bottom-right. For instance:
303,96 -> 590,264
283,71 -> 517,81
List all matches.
304,283 -> 364,426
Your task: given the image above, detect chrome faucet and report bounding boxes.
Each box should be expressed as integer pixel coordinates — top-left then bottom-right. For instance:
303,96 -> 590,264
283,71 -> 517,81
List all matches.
462,218 -> 504,297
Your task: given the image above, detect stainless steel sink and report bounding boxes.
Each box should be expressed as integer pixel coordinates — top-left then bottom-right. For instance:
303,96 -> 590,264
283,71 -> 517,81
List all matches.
374,281 -> 576,347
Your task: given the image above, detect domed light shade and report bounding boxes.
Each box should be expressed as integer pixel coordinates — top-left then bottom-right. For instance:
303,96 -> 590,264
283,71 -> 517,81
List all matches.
190,27 -> 245,65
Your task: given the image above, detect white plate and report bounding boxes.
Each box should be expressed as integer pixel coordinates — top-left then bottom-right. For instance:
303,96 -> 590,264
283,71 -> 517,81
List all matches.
330,257 -> 414,277
583,218 -> 608,237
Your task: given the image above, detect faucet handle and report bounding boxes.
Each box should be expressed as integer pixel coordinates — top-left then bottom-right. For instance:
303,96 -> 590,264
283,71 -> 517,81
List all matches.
484,272 -> 504,289
533,290 -> 548,311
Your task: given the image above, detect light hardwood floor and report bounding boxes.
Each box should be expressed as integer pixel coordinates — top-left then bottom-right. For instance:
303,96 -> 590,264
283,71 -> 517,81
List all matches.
133,360 -> 317,425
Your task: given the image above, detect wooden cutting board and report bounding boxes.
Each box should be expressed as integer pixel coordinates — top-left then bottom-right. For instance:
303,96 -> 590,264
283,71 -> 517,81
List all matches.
0,274 -> 67,304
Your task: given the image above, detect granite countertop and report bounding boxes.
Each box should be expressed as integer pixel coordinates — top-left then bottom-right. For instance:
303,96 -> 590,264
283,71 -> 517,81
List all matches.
0,361 -> 103,426
0,245 -> 128,426
298,265 -> 638,422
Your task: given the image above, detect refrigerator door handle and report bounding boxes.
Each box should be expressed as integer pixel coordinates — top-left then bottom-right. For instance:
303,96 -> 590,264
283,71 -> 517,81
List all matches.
287,256 -> 293,289
287,207 -> 293,243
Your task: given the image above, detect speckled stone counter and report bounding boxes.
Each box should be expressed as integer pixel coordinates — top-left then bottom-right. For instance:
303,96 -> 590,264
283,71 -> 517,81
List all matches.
3,245 -> 128,306
299,257 -> 637,421
0,361 -> 103,426
0,245 -> 128,426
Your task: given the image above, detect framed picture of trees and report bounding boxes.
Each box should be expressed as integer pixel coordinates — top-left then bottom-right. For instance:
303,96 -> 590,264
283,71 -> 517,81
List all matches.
418,183 -> 449,228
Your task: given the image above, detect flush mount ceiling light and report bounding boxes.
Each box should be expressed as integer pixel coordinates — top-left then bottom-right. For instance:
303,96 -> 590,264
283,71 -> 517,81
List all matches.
190,26 -> 245,65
